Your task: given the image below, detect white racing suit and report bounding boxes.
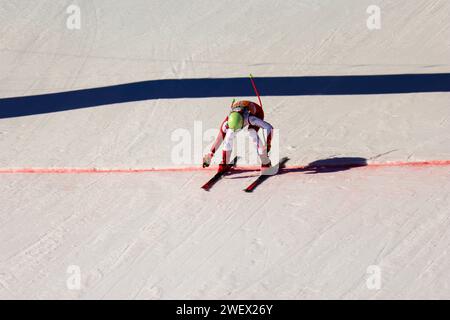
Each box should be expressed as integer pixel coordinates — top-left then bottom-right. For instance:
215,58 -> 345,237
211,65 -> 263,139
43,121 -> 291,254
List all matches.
210,110 -> 273,166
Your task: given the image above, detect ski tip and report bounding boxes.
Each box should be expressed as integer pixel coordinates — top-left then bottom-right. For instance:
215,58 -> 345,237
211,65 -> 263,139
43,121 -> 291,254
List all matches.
280,156 -> 290,163
278,157 -> 290,169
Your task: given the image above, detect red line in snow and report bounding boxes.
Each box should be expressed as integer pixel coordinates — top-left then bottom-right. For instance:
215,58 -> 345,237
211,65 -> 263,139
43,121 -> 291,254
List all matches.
0,160 -> 450,174
362,160 -> 450,168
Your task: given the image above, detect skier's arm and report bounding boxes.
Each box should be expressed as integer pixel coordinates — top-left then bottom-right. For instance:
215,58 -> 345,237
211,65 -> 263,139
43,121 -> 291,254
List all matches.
203,118 -> 230,168
211,126 -> 225,155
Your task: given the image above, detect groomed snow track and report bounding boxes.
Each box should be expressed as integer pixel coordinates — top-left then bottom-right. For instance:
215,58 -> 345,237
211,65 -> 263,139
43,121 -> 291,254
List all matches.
0,0 -> 449,299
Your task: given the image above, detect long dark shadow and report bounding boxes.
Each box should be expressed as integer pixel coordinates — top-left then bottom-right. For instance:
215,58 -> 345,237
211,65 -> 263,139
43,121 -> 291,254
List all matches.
1,73 -> 449,118
228,157 -> 368,179
281,157 -> 368,174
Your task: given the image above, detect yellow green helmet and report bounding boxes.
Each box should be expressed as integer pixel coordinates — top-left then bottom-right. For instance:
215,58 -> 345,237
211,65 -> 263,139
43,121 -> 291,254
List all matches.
228,112 -> 244,131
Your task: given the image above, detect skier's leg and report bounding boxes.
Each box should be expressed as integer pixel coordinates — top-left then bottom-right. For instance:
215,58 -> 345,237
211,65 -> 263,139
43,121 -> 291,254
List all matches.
248,128 -> 271,167
218,129 -> 235,171
221,129 -> 234,165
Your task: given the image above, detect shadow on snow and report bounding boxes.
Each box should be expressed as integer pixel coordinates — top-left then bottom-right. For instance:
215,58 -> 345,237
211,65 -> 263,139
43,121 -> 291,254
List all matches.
229,157 -> 368,179
1,73 -> 450,118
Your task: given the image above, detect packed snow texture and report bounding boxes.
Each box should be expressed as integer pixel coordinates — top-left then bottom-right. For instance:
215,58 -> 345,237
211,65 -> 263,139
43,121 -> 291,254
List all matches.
0,0 -> 449,299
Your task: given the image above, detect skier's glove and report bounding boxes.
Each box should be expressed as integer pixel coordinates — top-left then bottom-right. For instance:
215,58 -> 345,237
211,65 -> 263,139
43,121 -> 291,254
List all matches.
202,152 -> 213,168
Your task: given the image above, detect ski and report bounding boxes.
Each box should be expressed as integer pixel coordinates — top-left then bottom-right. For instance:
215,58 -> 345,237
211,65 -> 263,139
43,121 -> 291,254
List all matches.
201,157 -> 238,191
244,157 -> 289,193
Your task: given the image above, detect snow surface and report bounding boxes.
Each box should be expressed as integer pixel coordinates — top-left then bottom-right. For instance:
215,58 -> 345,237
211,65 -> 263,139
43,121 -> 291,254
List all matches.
0,0 -> 449,299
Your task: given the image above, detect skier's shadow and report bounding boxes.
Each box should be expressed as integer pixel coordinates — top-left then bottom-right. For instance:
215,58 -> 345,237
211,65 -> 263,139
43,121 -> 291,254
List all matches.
281,157 -> 368,175
230,157 -> 367,179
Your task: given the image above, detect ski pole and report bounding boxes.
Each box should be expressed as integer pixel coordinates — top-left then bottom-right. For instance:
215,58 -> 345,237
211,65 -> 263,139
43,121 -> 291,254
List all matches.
249,74 -> 262,109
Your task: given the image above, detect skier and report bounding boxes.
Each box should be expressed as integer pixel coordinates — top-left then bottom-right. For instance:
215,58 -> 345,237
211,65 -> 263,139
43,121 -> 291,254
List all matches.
202,100 -> 273,172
